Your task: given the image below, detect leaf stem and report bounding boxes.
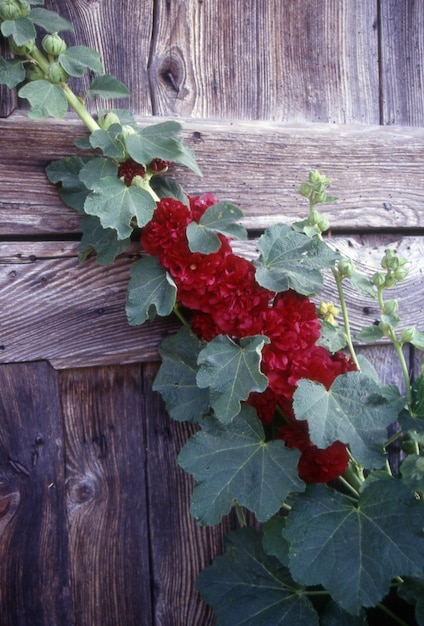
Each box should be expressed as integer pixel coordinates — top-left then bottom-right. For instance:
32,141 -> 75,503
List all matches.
332,269 -> 361,370
234,503 -> 247,527
376,602 -> 410,626
172,305 -> 191,328
60,83 -> 100,132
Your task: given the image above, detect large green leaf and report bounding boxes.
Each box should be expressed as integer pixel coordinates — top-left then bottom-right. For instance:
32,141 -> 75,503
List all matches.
18,80 -> 68,119
150,176 -> 189,205
86,74 -> 130,99
400,455 -> 424,494
186,201 -> 247,253
83,176 -> 156,239
196,334 -> 270,423
88,125 -> 126,159
29,8 -> 74,33
126,256 -> 177,324
78,157 -> 118,189
45,156 -> 90,212
178,406 -> 304,524
0,56 -> 25,88
153,327 -> 210,423
58,46 -> 103,77
255,224 -> 339,295
283,476 -> 424,615
1,17 -> 36,45
125,121 -> 202,176
79,215 -> 130,265
293,372 -> 404,468
197,527 -> 318,626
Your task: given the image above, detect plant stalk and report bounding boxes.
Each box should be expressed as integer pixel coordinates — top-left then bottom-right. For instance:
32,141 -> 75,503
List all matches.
332,269 -> 361,370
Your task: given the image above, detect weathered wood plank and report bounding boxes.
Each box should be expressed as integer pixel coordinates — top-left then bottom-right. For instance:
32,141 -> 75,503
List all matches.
0,362 -> 71,625
149,0 -> 379,122
0,235 -> 422,368
59,365 -> 153,626
142,363 -> 232,625
1,114 -> 424,235
45,0 -> 154,115
380,0 -> 424,126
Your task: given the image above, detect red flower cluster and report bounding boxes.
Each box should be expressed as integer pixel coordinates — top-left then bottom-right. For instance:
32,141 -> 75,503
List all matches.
142,195 -> 355,483
118,158 -> 171,186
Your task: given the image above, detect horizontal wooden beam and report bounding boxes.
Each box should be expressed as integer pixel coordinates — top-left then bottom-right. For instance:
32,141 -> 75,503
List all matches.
0,235 -> 422,369
1,113 -> 424,235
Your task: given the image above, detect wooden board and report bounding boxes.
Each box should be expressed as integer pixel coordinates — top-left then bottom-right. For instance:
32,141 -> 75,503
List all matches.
1,235 -> 422,369
1,114 -> 424,235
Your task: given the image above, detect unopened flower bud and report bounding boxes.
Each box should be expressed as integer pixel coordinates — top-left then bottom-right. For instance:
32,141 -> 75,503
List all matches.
121,124 -> 137,139
383,299 -> 398,315
394,267 -> 409,281
298,182 -> 311,198
317,215 -> 330,232
18,0 -> 30,16
98,111 -> 121,130
0,0 -> 21,20
372,272 -> 385,287
384,275 -> 396,288
9,38 -> 35,55
314,190 -> 327,203
46,62 -> 69,84
401,327 -> 415,344
26,63 -> 45,81
337,258 -> 355,278
42,33 -> 67,56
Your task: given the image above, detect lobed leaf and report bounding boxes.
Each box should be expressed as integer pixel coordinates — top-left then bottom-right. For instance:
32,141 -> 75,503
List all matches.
0,56 -> 25,88
89,125 -> 126,159
29,8 -> 74,33
178,406 -> 304,524
317,320 -> 347,352
86,74 -> 130,99
18,80 -> 68,119
78,157 -> 118,189
196,334 -> 270,423
1,17 -> 36,45
186,201 -> 247,253
59,45 -> 103,77
197,527 -> 318,626
79,215 -> 130,265
126,256 -> 176,324
293,372 -> 404,468
283,476 -> 424,614
255,223 -> 339,296
153,327 -> 210,423
45,156 -> 90,212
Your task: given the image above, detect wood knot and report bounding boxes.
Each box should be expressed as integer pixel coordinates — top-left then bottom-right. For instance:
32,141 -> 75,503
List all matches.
158,49 -> 186,94
0,485 -> 20,531
67,477 -> 97,505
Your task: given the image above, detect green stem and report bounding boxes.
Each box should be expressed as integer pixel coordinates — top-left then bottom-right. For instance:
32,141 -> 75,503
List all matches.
337,475 -> 360,498
384,430 -> 403,448
388,328 -> 412,406
234,503 -> 247,527
332,269 -> 361,370
376,602 -> 409,626
172,305 -> 190,328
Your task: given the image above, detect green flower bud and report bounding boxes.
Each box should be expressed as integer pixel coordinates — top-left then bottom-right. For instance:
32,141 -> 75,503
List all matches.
372,272 -> 385,287
317,215 -> 330,232
26,63 -> 45,81
46,62 -> 69,84
98,111 -> 121,130
121,124 -> 137,139
384,275 -> 396,288
0,0 -> 21,20
337,258 -> 355,278
383,299 -> 398,315
298,182 -> 311,198
314,189 -> 327,203
401,327 -> 415,344
42,33 -> 67,56
18,0 -> 30,16
394,267 -> 409,281
9,38 -> 35,56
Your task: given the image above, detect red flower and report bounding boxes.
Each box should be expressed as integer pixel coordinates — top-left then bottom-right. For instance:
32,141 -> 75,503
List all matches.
278,419 -> 311,452
246,388 -> 278,425
118,159 -> 146,185
148,158 -> 171,173
297,441 -> 349,483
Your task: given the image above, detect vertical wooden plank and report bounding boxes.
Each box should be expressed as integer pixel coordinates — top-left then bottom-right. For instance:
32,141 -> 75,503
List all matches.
45,0 -> 154,114
149,0 -> 379,122
59,365 -> 153,626
380,0 -> 424,125
0,362 -> 71,626
142,364 -> 233,626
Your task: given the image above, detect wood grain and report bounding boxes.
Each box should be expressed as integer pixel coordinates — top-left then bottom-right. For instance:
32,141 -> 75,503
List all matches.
142,363 -> 233,626
59,365 -> 153,626
1,114 -> 424,235
0,235 -> 422,369
149,0 -> 379,122
380,0 -> 424,126
0,362 -> 71,625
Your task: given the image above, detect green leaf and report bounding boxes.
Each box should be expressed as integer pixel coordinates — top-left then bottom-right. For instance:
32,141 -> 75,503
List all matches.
89,125 -> 126,159
283,477 -> 424,615
18,80 -> 68,119
398,579 -> 424,626
153,327 -> 210,423
350,271 -> 376,298
196,334 -> 270,423
186,201 -> 247,253
45,156 -> 90,212
404,327 -> 424,350
0,56 -> 25,88
58,46 -> 103,77
97,108 -> 138,128
262,517 -> 290,567
125,121 -> 202,176
317,320 -> 347,352
1,17 -> 36,45
78,157 -> 118,189
398,409 -> 424,435
150,176 -> 190,205
355,325 -> 384,343
255,224 -> 339,296
179,407 -> 304,524
126,256 -> 177,324
29,8 -> 74,33
86,74 -> 130,99
293,372 -> 404,468
83,177 -> 156,239
79,215 -> 130,265
412,370 -> 424,417
400,455 -> 424,494
197,527 -> 318,626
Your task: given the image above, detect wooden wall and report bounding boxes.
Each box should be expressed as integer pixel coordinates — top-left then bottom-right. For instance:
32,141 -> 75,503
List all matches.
1,1 -> 424,624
